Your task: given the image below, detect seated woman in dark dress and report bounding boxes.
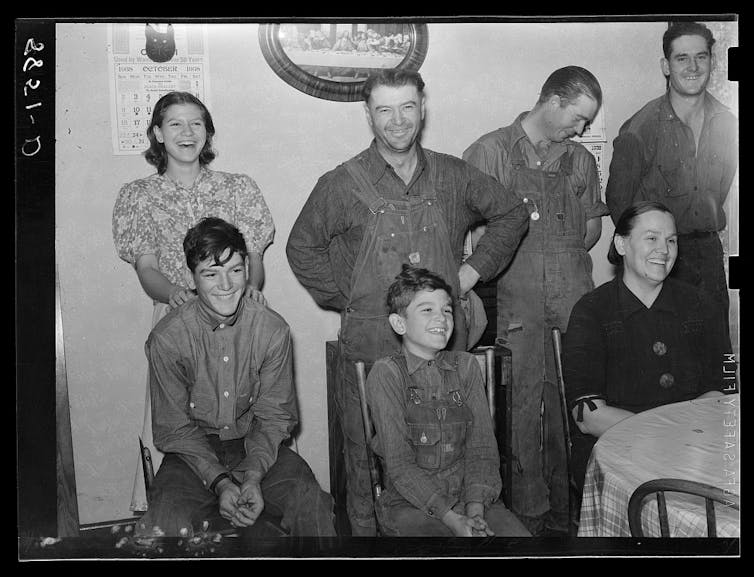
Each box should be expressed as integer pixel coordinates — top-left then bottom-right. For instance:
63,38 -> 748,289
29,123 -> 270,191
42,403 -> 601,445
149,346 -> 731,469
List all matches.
562,200 -> 734,499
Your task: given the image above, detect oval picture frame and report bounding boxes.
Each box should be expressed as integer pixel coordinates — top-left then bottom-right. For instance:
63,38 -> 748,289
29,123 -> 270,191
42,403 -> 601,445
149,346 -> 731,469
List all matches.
258,23 -> 429,102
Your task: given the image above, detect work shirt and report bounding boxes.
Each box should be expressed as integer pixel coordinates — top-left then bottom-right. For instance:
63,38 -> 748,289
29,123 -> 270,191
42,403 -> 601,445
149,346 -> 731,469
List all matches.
286,140 -> 528,311
563,276 -> 732,415
113,167 -> 275,287
605,92 -> 738,234
145,296 -> 297,490
366,349 -> 502,520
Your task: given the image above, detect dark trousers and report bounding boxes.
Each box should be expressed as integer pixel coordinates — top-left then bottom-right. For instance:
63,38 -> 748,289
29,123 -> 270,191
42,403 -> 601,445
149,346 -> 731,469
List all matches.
672,233 -> 730,341
137,440 -> 336,537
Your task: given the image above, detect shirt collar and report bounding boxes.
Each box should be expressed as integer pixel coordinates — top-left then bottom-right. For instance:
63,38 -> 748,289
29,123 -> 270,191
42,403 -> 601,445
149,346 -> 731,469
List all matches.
659,90 -> 727,123
365,139 -> 428,185
161,165 -> 210,189
615,276 -> 677,319
195,293 -> 246,330
509,112 -> 531,148
510,110 -> 568,163
402,347 -> 456,375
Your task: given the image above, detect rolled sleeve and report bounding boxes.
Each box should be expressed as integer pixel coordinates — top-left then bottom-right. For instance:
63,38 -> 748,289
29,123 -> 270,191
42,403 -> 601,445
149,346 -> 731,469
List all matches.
461,164 -> 528,282
459,355 -> 502,506
605,132 -> 646,224
574,147 -> 610,220
286,173 -> 350,311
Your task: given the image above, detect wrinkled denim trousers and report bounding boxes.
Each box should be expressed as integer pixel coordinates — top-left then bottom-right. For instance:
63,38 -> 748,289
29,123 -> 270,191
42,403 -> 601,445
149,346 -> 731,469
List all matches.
137,438 -> 336,537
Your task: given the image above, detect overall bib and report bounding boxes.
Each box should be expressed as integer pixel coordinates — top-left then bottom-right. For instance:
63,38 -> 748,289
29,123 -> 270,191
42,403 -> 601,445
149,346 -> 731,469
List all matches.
336,152 -> 467,533
497,147 -> 594,532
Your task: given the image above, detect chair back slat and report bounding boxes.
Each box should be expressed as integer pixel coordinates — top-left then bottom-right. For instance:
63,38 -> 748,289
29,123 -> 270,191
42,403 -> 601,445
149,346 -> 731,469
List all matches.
355,361 -> 382,500
657,491 -> 669,537
628,478 -> 739,537
706,498 -> 717,537
551,327 -> 579,536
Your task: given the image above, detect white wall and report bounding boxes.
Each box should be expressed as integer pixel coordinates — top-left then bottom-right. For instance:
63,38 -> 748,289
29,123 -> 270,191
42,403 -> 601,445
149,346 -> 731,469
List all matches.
55,20 -> 737,524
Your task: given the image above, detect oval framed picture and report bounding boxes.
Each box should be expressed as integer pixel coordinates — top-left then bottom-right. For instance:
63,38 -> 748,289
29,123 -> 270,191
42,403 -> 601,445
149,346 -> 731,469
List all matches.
258,22 -> 429,102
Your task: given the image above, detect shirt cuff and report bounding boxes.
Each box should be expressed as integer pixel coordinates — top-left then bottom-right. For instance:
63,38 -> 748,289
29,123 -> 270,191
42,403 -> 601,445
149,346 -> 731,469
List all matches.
586,200 -> 611,220
464,253 -> 493,283
201,463 -> 230,492
464,483 -> 497,507
424,491 -> 458,520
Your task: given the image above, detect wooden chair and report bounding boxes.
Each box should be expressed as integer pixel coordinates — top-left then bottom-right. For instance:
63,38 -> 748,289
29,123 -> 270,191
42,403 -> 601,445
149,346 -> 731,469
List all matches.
628,478 -> 740,537
139,436 -> 156,492
355,345 -> 505,533
551,327 -> 579,536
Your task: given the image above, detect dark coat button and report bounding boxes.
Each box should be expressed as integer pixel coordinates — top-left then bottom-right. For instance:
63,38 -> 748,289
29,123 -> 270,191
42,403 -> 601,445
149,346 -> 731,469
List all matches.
659,373 -> 675,389
653,341 -> 667,356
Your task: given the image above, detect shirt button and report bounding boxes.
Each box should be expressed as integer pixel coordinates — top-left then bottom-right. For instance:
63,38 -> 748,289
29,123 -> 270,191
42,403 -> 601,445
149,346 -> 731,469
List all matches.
659,373 -> 675,389
223,425 -> 229,430
189,402 -> 195,408
224,391 -> 229,398
219,323 -> 225,329
652,341 -> 667,356
428,508 -> 435,516
223,356 -> 229,362
536,160 -> 542,166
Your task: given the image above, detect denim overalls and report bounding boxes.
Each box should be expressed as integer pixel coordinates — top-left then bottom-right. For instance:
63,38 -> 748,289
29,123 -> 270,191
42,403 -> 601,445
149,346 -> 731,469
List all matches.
376,354 -> 473,531
335,151 -> 468,534
497,145 -> 594,527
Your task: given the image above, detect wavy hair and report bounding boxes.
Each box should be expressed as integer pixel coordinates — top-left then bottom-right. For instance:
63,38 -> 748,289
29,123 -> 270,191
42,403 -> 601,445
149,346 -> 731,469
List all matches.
144,91 -> 216,174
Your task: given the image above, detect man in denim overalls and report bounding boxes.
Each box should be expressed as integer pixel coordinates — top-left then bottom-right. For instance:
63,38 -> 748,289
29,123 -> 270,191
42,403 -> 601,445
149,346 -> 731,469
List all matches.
287,70 -> 528,535
464,66 -> 608,535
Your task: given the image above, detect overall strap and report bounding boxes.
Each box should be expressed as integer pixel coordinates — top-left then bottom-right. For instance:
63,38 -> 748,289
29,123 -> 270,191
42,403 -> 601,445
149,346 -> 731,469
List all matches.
509,140 -> 530,171
343,158 -> 389,214
558,148 -> 575,176
419,150 -> 438,201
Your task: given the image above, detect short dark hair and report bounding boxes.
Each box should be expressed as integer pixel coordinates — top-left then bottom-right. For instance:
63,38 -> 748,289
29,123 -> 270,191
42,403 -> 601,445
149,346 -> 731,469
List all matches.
663,21 -> 715,59
183,217 -> 248,273
537,66 -> 602,109
607,201 -> 676,266
144,91 -> 217,175
386,264 -> 453,316
362,69 -> 425,103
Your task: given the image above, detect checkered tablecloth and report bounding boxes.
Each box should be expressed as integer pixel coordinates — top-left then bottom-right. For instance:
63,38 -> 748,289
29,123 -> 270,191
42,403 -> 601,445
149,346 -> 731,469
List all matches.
578,394 -> 740,537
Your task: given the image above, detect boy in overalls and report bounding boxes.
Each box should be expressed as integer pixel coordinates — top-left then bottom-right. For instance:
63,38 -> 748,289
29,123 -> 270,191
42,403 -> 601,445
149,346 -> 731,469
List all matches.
365,265 -> 530,536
